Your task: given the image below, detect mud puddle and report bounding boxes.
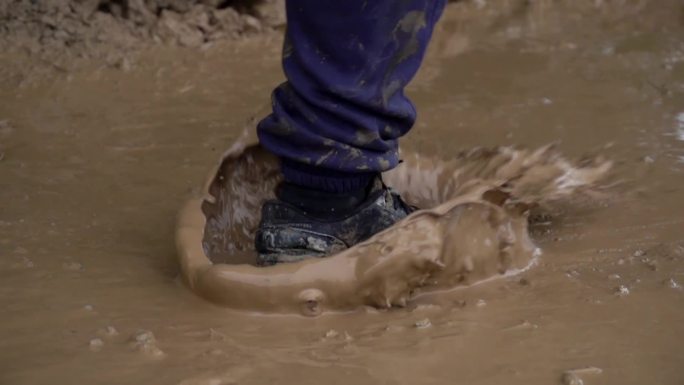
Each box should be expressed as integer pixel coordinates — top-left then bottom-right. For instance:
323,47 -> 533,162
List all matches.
1,1 -> 684,384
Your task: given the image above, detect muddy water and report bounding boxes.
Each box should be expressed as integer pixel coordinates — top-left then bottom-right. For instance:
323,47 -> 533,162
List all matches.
2,1 -> 684,384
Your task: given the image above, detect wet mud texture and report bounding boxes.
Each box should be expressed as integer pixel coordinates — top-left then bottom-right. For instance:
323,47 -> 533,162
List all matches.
2,0 -> 684,384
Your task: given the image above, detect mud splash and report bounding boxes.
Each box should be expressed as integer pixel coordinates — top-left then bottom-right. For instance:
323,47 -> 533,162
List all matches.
177,128 -> 610,315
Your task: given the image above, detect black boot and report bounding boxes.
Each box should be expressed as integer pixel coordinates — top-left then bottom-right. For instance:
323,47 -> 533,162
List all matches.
254,176 -> 415,266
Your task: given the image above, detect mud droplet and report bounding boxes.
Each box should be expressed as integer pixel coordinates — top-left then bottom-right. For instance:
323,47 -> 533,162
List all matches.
99,325 -> 118,337
562,372 -> 583,385
565,269 -> 580,278
207,348 -> 223,356
615,285 -> 630,296
666,278 -> 682,290
209,328 -> 226,341
324,329 -> 339,339
504,320 -> 538,331
62,261 -> 83,271
83,304 -> 94,311
16,256 -> 34,269
89,338 -> 104,352
414,318 -> 432,329
642,258 -> 658,271
562,367 -> 603,385
383,325 -> 406,334
130,330 -> 165,358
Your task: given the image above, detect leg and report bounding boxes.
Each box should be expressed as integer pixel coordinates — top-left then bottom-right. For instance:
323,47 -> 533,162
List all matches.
258,0 -> 447,192
255,0 -> 447,265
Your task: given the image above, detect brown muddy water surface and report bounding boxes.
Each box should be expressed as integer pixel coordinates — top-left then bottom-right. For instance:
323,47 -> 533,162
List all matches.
2,1 -> 684,384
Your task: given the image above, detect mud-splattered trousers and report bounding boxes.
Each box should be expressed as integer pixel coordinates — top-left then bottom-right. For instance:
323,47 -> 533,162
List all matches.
257,0 -> 447,193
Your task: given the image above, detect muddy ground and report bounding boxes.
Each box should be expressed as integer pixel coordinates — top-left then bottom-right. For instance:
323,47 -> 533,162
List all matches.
1,0 -> 684,384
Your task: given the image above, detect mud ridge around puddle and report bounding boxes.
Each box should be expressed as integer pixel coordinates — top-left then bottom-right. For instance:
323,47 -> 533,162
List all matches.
1,1 -> 684,384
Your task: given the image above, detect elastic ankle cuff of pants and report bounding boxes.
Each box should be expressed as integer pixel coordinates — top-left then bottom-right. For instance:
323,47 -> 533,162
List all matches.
280,159 -> 376,193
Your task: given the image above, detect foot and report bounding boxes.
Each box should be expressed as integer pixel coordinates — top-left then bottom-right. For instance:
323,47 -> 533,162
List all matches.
255,177 -> 415,266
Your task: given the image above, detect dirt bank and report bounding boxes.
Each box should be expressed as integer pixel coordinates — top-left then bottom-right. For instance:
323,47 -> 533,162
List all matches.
0,0 -> 284,73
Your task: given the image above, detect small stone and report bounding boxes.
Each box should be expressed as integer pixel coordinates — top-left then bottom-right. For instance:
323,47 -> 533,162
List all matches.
475,299 -> 487,307
83,304 -> 94,311
615,285 -> 630,296
633,249 -> 645,258
89,338 -> 104,351
541,97 -> 553,105
608,274 -> 621,280
414,318 -> 432,329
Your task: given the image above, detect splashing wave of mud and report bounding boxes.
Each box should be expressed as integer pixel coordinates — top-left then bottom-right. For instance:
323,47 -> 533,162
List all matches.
175,127 -> 610,316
